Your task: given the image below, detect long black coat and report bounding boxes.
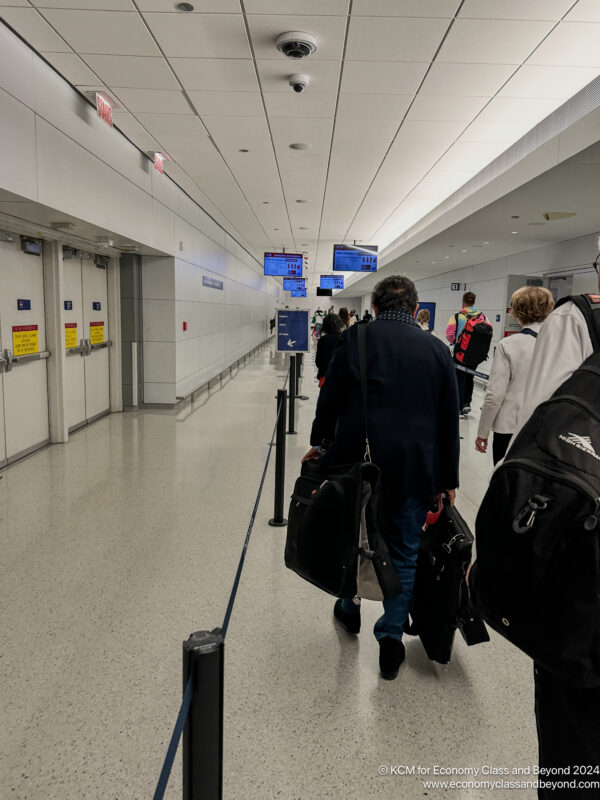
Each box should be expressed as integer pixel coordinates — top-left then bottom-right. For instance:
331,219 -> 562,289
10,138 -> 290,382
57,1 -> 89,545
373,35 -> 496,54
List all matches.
315,332 -> 340,379
310,319 -> 460,502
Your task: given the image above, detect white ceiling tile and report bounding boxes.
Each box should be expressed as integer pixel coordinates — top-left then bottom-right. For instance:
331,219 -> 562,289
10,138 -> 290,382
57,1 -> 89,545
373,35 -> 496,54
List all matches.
82,54 -> 179,89
352,0 -> 458,17
499,65 -> 599,99
142,131 -> 213,150
567,0 -> 600,22
31,0 -> 134,9
445,139 -> 507,160
135,112 -> 208,138
270,116 -> 334,140
169,58 -> 258,91
40,51 -> 98,84
407,94 -> 490,122
460,0 -> 574,21
460,120 -> 532,142
263,92 -> 336,118
42,10 -> 160,56
434,154 -> 484,173
336,92 -> 413,120
188,90 -> 264,117
256,59 -> 340,92
333,118 -> 398,141
212,136 -> 274,155
419,62 -> 517,96
203,116 -> 269,139
143,12 -> 251,58
475,96 -> 561,125
396,119 -> 465,142
113,88 -> 192,114
110,111 -> 161,150
341,61 -> 428,94
528,22 -> 600,68
437,19 -> 554,64
346,17 -> 450,62
137,0 -> 239,10
246,14 -> 347,61
244,0 -> 349,13
0,0 -> 29,5
0,8 -> 71,52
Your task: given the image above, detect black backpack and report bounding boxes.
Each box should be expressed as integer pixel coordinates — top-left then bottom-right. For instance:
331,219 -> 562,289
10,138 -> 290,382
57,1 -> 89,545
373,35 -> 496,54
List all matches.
470,294 -> 600,687
453,311 -> 493,367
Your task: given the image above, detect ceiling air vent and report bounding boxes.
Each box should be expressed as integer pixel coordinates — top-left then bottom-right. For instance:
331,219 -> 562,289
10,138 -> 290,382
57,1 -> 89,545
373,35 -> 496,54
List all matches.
542,211 -> 577,221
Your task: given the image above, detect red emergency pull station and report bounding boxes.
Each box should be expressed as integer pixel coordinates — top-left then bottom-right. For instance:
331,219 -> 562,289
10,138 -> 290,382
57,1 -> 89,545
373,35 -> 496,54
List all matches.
183,321 -> 188,331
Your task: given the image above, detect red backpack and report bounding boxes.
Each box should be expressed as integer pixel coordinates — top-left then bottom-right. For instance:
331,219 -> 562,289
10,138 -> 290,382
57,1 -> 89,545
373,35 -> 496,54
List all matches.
454,311 -> 493,366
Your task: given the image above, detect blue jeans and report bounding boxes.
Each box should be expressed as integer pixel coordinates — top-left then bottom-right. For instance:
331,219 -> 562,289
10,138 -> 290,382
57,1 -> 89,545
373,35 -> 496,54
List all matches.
341,497 -> 429,642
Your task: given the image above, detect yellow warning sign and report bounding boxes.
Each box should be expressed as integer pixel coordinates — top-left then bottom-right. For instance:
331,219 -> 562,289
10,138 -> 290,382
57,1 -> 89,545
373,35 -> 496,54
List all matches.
90,321 -> 104,345
12,325 -> 39,356
65,322 -> 78,349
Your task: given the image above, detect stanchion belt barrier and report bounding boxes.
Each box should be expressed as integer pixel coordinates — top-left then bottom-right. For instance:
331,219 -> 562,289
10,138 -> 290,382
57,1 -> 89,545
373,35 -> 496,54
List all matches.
455,363 -> 490,380
152,367 -> 290,800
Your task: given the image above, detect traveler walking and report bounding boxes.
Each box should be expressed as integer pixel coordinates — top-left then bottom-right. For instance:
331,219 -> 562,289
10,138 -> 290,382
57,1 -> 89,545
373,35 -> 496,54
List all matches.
475,286 -> 554,464
417,308 -> 433,333
303,276 -> 460,680
362,310 -> 373,322
315,313 -> 343,388
446,291 -> 492,415
338,307 -> 351,329
312,308 -> 324,339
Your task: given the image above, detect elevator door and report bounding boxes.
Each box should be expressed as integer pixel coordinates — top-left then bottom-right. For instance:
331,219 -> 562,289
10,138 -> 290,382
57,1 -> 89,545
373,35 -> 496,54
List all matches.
63,251 -> 110,431
0,237 -> 50,464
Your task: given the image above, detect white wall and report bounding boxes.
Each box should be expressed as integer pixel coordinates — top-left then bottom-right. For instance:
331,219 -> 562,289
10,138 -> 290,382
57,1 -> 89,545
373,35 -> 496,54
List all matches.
0,23 -> 279,406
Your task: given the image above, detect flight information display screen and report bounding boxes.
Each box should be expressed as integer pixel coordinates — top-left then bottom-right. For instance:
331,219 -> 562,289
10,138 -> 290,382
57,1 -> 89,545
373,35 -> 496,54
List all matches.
264,252 -> 303,276
333,244 -> 378,272
290,289 -> 307,297
283,277 -> 306,291
320,274 -> 344,290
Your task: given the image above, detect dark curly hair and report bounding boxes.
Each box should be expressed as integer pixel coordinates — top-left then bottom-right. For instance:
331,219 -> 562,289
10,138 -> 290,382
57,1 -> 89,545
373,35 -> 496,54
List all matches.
322,313 -> 343,335
371,276 -> 418,313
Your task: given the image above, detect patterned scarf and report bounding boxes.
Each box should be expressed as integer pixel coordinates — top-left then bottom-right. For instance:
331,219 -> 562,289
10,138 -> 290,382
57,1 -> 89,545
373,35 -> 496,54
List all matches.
374,308 -> 419,327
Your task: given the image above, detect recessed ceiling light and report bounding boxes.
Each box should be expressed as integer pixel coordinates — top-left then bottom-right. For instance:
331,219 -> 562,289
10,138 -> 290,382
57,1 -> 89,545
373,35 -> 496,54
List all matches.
511,215 -> 520,219
461,249 -> 468,252
239,148 -> 249,153
444,256 -> 449,259
299,226 -> 308,230
296,199 -> 307,203
274,228 -> 279,230
511,231 -> 519,234
176,2 -> 194,10
483,241 -> 490,244
262,201 -> 269,204
289,142 -> 313,150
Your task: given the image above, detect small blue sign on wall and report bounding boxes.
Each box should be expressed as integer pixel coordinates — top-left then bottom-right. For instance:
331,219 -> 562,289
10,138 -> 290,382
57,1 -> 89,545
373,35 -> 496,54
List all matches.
17,299 -> 31,310
203,276 -> 224,291
277,310 -> 309,352
64,300 -> 73,310
92,301 -> 101,311
496,314 -> 501,322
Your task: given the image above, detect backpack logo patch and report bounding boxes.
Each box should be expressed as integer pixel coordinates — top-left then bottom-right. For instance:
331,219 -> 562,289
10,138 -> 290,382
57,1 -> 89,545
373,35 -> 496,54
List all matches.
559,432 -> 600,462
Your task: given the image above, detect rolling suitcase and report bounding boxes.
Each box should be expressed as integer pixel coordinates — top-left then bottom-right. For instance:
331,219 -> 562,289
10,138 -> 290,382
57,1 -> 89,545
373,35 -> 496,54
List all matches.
405,500 -> 488,664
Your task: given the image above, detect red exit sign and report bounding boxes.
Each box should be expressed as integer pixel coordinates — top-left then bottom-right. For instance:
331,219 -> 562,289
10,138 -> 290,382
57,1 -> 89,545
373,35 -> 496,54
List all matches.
96,93 -> 113,127
154,153 -> 165,174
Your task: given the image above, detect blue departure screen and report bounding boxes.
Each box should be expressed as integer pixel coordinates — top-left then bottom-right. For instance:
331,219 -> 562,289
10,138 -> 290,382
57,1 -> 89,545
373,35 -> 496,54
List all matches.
290,289 -> 307,297
283,277 -> 306,291
320,274 -> 344,290
333,244 -> 378,272
264,252 -> 303,277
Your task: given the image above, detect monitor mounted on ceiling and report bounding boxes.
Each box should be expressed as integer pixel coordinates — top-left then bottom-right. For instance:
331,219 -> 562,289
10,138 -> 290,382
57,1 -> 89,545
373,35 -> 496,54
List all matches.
320,274 -> 344,290
264,252 -> 303,277
332,244 -> 378,272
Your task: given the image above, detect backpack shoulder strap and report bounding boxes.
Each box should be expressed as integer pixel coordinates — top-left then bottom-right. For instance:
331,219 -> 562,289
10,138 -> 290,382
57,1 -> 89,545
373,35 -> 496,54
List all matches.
519,328 -> 538,338
357,322 -> 371,462
556,294 -> 600,351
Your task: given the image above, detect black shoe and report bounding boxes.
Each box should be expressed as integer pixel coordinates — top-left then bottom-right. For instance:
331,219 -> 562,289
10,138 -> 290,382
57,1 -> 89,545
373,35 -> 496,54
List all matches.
333,599 -> 361,635
379,637 -> 405,680
462,404 -> 471,415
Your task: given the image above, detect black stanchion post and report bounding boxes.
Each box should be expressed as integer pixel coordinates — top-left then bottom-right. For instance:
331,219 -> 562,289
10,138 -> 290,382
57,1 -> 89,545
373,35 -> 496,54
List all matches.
182,629 -> 224,800
295,351 -> 308,401
288,356 -> 296,435
269,388 -> 288,527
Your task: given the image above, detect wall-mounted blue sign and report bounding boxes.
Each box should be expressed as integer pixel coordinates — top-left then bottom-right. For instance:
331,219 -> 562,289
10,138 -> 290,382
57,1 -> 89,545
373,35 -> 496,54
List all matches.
203,276 -> 224,291
64,300 -> 73,310
277,310 -> 309,352
496,314 -> 501,322
17,299 -> 31,310
451,282 -> 460,291
92,301 -> 101,311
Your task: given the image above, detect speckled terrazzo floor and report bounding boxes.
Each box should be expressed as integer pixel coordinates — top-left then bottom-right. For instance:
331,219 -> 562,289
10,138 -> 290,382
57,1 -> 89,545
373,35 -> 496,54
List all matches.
1,346 -> 538,800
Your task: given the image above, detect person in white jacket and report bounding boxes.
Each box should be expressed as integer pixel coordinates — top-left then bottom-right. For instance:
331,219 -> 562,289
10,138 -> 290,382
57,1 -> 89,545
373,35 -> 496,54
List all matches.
475,286 -> 554,464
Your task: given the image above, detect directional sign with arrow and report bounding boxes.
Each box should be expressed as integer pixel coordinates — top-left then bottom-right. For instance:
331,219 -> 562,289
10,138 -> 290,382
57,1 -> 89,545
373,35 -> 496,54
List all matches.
277,310 -> 309,353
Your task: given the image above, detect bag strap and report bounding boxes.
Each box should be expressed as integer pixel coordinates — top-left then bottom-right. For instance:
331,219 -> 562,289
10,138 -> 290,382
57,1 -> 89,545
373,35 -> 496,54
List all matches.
556,294 -> 600,351
519,327 -> 538,338
357,322 -> 371,463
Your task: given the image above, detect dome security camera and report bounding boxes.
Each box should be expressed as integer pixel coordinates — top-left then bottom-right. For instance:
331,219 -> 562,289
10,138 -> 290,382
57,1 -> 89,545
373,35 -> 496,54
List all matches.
276,31 -> 317,59
289,73 -> 309,93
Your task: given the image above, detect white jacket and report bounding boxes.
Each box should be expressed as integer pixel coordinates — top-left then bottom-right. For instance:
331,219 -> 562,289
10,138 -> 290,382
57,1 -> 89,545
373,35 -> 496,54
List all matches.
477,322 -> 542,438
515,302 -> 593,434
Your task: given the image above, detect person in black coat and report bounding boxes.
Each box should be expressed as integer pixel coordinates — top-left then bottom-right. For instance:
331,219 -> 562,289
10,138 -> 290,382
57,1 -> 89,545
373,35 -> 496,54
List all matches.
315,313 -> 343,387
303,276 -> 460,679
